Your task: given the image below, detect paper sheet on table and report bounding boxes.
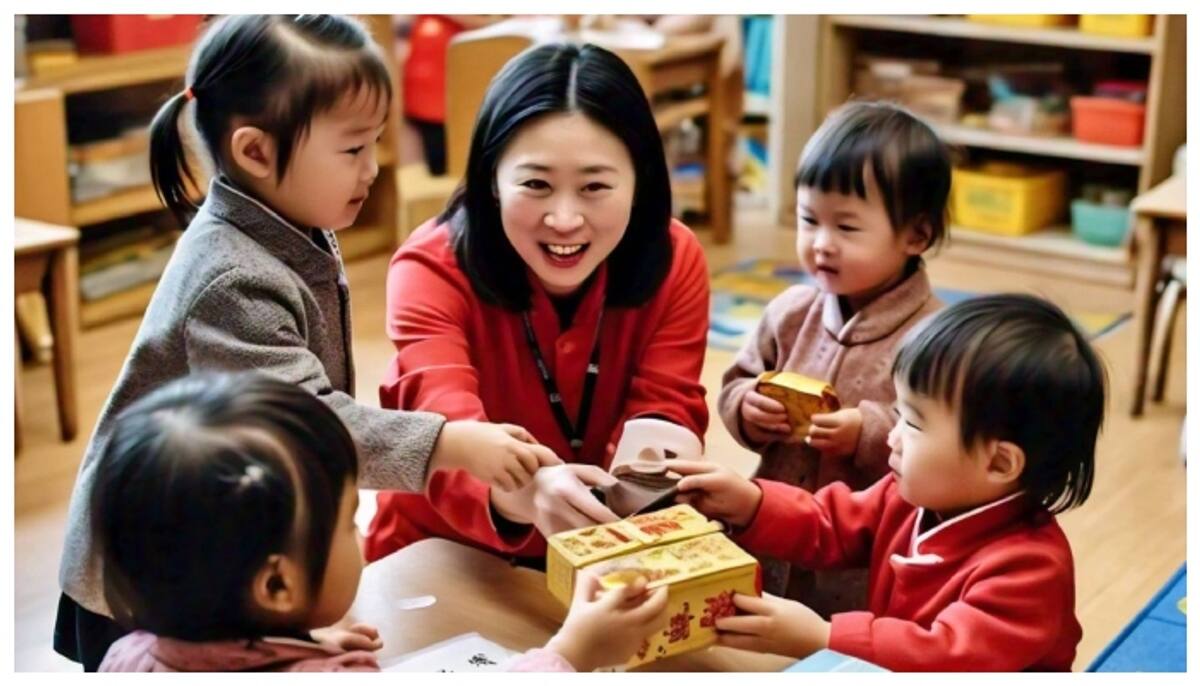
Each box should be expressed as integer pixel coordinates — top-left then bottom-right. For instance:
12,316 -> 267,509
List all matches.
379,632 -> 518,672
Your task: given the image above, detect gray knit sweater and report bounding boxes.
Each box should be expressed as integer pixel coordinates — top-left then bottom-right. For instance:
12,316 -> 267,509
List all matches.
59,176 -> 445,615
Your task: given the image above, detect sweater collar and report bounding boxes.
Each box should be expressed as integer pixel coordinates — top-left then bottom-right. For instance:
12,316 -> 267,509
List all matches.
821,260 -> 934,345
202,175 -> 343,286
891,488 -> 1031,567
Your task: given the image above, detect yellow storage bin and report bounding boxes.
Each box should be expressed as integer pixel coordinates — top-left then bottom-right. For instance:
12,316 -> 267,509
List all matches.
1079,15 -> 1154,38
966,15 -> 1075,28
951,163 -> 1067,236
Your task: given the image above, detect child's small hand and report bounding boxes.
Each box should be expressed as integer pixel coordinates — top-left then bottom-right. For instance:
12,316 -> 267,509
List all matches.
310,622 -> 383,652
805,408 -> 862,458
715,593 -> 830,659
545,571 -> 670,672
740,390 -> 793,445
670,460 -> 763,528
431,420 -> 563,492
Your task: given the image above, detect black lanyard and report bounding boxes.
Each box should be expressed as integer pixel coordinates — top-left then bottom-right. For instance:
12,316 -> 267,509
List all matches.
520,309 -> 603,453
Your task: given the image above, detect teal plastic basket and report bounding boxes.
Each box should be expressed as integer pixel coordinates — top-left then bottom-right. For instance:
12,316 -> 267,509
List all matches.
1071,199 -> 1132,247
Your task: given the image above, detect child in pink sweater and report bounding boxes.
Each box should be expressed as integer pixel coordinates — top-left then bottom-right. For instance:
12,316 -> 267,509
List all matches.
94,373 -> 667,672
718,101 -> 950,613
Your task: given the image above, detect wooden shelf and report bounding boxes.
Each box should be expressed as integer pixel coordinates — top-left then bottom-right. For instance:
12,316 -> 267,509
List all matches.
20,44 -> 190,95
71,185 -> 163,225
655,97 -> 709,132
81,280 -> 158,329
69,131 -> 150,164
828,16 -> 1157,55
934,122 -> 1145,166
944,225 -> 1134,287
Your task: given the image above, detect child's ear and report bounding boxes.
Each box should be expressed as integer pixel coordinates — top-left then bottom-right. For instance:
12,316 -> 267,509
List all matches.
903,220 -> 933,256
230,125 -> 275,180
983,440 -> 1025,486
250,554 -> 306,615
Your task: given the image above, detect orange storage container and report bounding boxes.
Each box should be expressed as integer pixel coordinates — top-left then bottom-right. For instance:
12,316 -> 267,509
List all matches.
71,15 -> 203,55
1070,96 -> 1146,147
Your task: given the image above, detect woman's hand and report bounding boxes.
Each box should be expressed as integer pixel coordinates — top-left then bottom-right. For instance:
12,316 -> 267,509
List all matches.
489,463 -> 620,534
429,420 -> 563,492
715,593 -> 830,659
310,622 -> 383,653
670,460 -> 763,528
804,408 -> 863,458
739,390 -> 793,445
545,571 -> 670,671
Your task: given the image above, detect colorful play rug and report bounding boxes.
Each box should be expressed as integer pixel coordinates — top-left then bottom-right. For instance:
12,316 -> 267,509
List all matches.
709,259 -> 1131,352
1088,565 -> 1186,672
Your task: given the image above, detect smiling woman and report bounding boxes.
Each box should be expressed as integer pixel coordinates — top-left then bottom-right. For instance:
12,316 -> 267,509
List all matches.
367,43 -> 711,564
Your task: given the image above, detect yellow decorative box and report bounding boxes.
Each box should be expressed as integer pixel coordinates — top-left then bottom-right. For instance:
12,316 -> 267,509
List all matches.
547,505 -> 762,667
755,371 -> 840,441
1079,15 -> 1153,38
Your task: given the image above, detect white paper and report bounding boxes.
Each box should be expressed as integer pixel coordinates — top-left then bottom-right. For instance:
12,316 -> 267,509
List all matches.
380,632 -> 518,673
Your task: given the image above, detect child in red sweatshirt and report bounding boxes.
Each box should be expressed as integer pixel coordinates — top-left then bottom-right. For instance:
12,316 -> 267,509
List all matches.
672,294 -> 1105,671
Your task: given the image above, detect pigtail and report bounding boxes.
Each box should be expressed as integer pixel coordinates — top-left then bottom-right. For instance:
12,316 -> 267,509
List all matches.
149,90 -> 201,229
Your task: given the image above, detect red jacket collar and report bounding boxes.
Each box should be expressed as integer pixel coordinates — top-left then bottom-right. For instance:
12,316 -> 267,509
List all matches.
892,489 -> 1032,567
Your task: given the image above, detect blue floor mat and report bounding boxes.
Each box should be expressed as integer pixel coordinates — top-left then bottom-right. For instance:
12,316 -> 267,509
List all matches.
1088,565 -> 1186,672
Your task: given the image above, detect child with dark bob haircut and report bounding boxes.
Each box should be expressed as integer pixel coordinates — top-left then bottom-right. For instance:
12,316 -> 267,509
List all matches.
718,100 -> 951,613
671,294 -> 1106,671
96,373 -> 669,672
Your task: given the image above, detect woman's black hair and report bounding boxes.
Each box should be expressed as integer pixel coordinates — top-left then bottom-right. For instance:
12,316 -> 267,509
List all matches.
90,372 -> 359,641
443,42 -> 673,311
892,294 -> 1106,515
796,100 -> 952,253
149,15 -> 393,228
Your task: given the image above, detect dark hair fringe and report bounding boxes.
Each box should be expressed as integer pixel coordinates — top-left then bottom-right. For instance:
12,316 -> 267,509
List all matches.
795,100 -> 952,253
90,372 -> 359,641
892,293 -> 1107,515
149,15 -> 393,229
443,42 -> 674,311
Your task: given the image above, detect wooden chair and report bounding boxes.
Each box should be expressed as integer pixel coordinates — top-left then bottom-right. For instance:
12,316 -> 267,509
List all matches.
396,28 -> 534,244
1149,255 -> 1186,403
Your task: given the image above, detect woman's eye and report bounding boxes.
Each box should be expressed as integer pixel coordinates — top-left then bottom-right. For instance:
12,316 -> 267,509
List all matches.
522,179 -> 550,190
801,216 -> 818,227
344,146 -> 365,156
582,182 -> 610,193
838,224 -> 860,232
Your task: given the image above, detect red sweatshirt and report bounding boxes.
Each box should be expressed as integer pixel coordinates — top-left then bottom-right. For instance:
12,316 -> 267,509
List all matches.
737,475 -> 1082,671
366,218 -> 709,561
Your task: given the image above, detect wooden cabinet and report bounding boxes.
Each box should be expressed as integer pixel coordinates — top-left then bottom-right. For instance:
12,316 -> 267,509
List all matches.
14,15 -> 403,328
787,15 -> 1186,288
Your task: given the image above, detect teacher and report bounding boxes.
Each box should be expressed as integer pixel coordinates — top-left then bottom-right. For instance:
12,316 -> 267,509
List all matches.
366,42 -> 710,563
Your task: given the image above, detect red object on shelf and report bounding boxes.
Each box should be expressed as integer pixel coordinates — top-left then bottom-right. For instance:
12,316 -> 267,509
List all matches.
1070,96 -> 1147,147
71,15 -> 203,55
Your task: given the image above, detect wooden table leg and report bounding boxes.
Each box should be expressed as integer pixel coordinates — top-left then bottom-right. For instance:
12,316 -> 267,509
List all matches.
706,50 -> 732,245
14,328 -> 22,454
1130,216 -> 1163,417
47,244 -> 79,441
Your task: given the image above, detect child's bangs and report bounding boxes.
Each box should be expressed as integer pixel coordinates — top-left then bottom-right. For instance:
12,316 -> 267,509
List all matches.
893,318 -> 989,412
795,125 -> 882,201
260,48 -> 393,180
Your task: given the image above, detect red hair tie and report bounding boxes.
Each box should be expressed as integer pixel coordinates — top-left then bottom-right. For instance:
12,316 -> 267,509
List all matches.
184,87 -> 195,102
